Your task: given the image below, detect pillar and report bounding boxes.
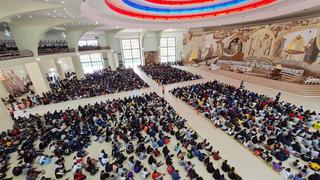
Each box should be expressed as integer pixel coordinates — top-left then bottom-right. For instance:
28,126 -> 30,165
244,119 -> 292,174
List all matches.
54,59 -> 65,79
0,100 -> 13,131
25,61 -> 50,95
101,52 -> 109,69
71,55 -> 85,79
113,53 -> 119,69
106,51 -> 116,70
139,31 -> 146,66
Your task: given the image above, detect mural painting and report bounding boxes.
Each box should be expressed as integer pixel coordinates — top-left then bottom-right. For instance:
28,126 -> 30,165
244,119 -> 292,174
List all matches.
183,16 -> 320,74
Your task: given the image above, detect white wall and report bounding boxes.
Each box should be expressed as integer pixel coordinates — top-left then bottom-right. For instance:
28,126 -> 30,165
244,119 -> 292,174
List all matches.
80,32 -> 107,47
39,59 -> 57,74
58,57 -> 75,73
42,29 -> 66,41
143,31 -> 160,51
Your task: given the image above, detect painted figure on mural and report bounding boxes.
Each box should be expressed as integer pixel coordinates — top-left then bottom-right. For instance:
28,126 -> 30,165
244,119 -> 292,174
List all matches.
197,46 -> 202,60
273,37 -> 286,59
261,34 -> 273,56
216,40 -> 224,57
304,37 -> 320,64
206,44 -> 214,60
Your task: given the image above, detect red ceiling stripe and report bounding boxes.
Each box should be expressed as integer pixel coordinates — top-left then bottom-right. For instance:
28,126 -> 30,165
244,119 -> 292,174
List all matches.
145,0 -> 216,5
104,0 -> 277,20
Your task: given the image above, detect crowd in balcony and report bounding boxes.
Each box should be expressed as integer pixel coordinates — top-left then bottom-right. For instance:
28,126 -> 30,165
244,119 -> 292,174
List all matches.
140,64 -> 202,85
0,93 -> 243,180
171,80 -> 320,179
4,67 -> 149,114
38,40 -> 74,55
0,40 -> 33,60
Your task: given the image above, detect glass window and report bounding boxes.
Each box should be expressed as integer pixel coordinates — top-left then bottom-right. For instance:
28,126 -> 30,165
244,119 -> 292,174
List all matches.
80,53 -> 104,74
160,37 -> 176,63
78,39 -> 99,46
121,38 -> 141,68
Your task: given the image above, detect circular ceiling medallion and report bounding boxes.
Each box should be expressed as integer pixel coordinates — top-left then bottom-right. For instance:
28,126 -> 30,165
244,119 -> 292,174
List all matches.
104,0 -> 277,20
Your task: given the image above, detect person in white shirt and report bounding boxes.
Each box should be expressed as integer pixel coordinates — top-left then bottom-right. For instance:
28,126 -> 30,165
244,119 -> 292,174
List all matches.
280,168 -> 294,180
72,162 -> 81,173
140,167 -> 150,179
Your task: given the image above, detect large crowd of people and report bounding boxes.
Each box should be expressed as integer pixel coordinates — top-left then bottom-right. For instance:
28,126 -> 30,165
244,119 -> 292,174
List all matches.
140,64 -> 202,85
171,80 -> 320,179
5,68 -> 148,114
0,92 -> 242,180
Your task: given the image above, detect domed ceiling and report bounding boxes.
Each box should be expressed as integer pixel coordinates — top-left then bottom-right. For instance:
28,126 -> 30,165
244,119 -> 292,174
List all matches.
81,0 -> 320,29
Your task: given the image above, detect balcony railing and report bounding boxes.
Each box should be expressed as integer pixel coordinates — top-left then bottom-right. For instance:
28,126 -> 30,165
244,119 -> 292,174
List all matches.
38,48 -> 75,55
0,50 -> 34,60
78,46 -> 110,51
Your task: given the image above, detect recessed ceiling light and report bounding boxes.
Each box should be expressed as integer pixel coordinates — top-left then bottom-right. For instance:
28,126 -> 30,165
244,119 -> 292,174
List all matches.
47,13 -> 51,16
64,8 -> 67,10
29,15 -> 33,18
17,14 -> 21,18
54,10 -> 57,13
61,1 -> 64,4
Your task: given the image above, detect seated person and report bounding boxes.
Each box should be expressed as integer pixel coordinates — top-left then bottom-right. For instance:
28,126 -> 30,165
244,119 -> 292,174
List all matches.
74,169 -> 86,180
221,160 -> 231,172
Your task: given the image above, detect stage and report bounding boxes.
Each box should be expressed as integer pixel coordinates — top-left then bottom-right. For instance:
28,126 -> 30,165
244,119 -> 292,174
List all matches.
201,66 -> 320,96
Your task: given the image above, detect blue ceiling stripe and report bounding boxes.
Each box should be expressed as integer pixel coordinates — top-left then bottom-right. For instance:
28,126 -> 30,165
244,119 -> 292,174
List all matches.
122,0 -> 249,14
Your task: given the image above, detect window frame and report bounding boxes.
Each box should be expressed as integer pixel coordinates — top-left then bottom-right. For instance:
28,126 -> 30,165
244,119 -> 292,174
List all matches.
160,37 -> 176,63
121,38 -> 142,68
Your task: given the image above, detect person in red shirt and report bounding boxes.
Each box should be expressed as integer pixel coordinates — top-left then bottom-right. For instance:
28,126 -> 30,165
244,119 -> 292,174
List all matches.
74,169 -> 86,180
152,170 -> 164,180
167,164 -> 174,175
212,151 -> 221,161
153,148 -> 161,157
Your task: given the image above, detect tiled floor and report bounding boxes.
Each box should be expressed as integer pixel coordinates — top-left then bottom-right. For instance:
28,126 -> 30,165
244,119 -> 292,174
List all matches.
11,66 -> 320,180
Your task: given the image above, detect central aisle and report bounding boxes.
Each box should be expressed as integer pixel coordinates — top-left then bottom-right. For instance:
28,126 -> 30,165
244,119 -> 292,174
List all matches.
134,67 -> 282,180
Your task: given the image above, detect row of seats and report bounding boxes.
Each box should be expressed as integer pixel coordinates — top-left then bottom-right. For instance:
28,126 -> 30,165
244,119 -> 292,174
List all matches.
255,63 -> 304,77
218,60 -> 305,77
0,40 -> 18,52
230,65 -> 253,72
78,45 -> 101,51
38,40 -> 72,55
0,40 -> 34,60
255,63 -> 275,71
217,60 -> 251,67
304,76 -> 320,85
282,67 -> 304,77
